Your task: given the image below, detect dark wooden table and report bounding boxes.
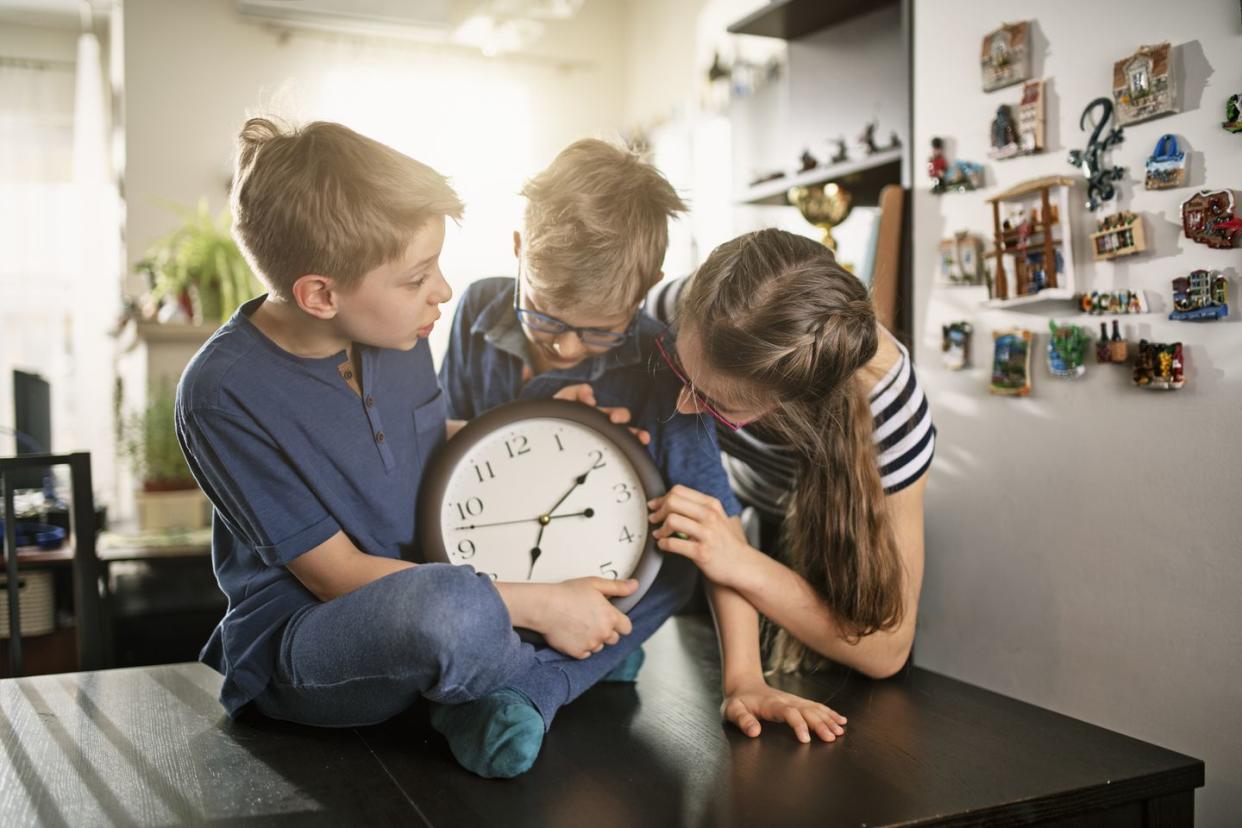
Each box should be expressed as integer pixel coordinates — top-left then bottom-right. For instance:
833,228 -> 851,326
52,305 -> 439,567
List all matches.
0,617 -> 1203,827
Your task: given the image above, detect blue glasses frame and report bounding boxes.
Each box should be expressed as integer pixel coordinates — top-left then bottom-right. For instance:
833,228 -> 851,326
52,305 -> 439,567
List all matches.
513,270 -> 632,349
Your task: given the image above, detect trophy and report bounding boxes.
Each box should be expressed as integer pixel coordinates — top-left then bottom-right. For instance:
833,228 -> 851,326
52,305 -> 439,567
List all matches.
788,183 -> 853,250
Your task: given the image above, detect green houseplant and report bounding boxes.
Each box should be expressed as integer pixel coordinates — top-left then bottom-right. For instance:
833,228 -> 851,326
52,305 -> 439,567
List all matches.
137,199 -> 259,325
120,386 -> 209,531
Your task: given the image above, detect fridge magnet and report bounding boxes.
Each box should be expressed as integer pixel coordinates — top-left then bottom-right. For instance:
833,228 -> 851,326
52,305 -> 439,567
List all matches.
1112,43 -> 1177,125
990,328 -> 1033,396
985,176 -> 1076,303
1133,340 -> 1184,390
1077,289 -> 1149,315
1144,134 -> 1186,190
1068,97 -> 1125,212
929,137 -> 985,194
1047,321 -> 1089,378
1091,211 -> 1146,260
937,231 -> 988,286
981,22 -> 1031,92
1096,320 -> 1128,364
1170,270 -> 1229,321
1224,94 -> 1242,133
989,80 -> 1045,159
941,322 -> 973,370
1181,189 -> 1242,249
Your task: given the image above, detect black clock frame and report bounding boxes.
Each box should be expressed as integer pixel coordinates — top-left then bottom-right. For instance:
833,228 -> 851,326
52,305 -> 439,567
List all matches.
415,398 -> 667,613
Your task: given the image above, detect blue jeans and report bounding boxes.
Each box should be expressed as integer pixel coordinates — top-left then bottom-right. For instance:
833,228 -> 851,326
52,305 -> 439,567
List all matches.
254,557 -> 697,729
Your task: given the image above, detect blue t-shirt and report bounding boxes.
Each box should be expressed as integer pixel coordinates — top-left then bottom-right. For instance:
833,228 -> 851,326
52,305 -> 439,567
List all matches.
175,295 -> 446,716
439,277 -> 741,518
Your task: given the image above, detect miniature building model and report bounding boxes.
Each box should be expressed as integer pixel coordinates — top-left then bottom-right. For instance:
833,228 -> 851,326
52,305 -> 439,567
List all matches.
985,176 -> 1077,304
1113,43 -> 1177,125
1170,270 -> 1229,321
1091,212 -> 1147,260
981,22 -> 1031,92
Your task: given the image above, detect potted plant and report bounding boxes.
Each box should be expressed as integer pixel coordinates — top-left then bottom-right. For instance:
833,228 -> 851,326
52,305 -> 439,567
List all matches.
136,199 -> 260,325
120,385 -> 209,531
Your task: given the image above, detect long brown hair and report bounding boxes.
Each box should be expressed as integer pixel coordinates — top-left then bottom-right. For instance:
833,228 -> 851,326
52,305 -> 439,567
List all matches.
677,229 -> 903,671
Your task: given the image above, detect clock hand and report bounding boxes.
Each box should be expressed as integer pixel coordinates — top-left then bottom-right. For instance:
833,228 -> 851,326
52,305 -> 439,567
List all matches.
528,522 -> 546,579
451,515 -> 543,531
546,508 -> 595,521
542,465 -> 597,518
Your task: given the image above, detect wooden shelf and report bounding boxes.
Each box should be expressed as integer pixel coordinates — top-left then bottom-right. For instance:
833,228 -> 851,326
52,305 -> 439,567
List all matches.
727,0 -> 898,39
738,149 -> 902,206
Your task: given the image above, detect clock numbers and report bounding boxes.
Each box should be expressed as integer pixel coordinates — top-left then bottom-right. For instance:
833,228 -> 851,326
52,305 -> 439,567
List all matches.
451,497 -> 484,521
504,435 -> 531,459
456,539 -> 476,560
554,433 -> 565,452
472,460 -> 495,483
618,526 -> 636,544
599,561 -> 619,579
613,482 -> 634,503
588,449 -> 606,470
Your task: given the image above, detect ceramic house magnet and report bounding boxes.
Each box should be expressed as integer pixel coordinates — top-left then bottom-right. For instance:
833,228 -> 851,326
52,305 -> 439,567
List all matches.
981,22 -> 1031,92
1113,43 -> 1177,125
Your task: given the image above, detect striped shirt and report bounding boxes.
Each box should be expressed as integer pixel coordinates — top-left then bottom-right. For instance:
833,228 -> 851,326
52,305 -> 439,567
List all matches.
647,276 -> 935,517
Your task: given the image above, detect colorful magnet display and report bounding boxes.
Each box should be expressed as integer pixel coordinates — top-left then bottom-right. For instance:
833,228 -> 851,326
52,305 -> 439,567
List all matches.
1170,270 -> 1228,321
1112,42 -> 1178,125
1077,289 -> 1148,315
1133,341 -> 1184,390
1068,98 -> 1126,212
1047,321 -> 1089,378
1144,134 -> 1186,190
941,322 -> 973,370
990,328 -> 1033,396
1181,189 -> 1242,249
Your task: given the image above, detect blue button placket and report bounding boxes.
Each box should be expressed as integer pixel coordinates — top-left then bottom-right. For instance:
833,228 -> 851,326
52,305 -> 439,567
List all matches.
359,348 -> 396,472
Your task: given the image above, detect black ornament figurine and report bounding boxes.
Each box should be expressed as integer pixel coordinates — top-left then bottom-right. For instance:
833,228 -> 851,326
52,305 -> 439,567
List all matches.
1068,97 -> 1126,211
829,137 -> 849,163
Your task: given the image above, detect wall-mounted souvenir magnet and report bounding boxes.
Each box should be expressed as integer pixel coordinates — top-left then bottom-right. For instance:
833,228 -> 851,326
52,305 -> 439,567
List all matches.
1170,270 -> 1228,321
1068,98 -> 1125,212
1222,93 -> 1241,133
989,80 -> 1045,160
981,22 -> 1031,92
929,137 -> 985,194
1144,134 -> 1186,190
1181,189 -> 1242,249
937,231 -> 987,286
941,322 -> 973,370
990,328 -> 1033,396
1091,211 -> 1147,260
1113,43 -> 1177,125
1047,321 -> 1089,378
1077,290 -> 1149,315
1133,340 -> 1184,390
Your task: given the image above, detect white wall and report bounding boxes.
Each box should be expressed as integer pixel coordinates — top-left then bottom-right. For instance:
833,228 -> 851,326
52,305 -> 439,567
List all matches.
912,2 -> 1241,824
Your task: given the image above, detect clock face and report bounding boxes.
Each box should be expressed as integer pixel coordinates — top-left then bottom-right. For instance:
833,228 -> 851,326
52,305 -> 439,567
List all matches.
438,417 -> 652,585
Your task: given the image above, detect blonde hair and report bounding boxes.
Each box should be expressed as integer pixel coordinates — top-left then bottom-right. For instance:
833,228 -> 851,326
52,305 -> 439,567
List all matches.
230,117 -> 464,298
678,229 -> 903,673
520,138 -> 686,313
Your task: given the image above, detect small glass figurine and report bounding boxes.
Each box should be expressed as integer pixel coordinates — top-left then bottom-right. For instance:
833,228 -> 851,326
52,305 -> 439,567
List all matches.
1170,270 -> 1229,321
1224,93 -> 1242,133
941,321 -> 972,370
1133,340 -> 1184,390
1047,321 -> 1089,378
1145,134 -> 1186,189
990,328 -> 1033,395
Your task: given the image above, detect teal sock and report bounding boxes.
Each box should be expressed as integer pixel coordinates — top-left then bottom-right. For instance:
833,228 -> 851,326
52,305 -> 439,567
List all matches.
602,646 -> 645,683
428,688 -> 545,779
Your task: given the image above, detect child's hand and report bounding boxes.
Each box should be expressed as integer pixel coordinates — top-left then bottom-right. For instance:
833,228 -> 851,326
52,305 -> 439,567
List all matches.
648,485 -> 753,587
553,384 -> 651,445
535,577 -> 637,659
722,676 -> 848,744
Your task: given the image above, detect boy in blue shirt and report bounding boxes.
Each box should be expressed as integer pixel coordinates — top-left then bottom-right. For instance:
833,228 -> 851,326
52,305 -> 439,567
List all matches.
177,119 -> 657,779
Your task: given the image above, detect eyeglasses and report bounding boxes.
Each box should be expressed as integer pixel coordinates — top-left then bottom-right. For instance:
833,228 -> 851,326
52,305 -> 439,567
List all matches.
653,329 -> 759,432
513,269 -> 631,350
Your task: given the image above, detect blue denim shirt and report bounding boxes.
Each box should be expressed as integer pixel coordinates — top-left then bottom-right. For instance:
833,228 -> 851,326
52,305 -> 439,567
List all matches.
439,277 -> 741,517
